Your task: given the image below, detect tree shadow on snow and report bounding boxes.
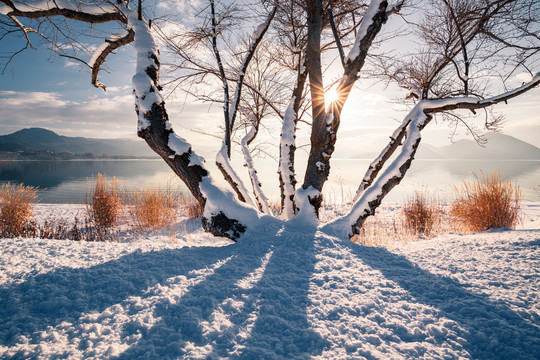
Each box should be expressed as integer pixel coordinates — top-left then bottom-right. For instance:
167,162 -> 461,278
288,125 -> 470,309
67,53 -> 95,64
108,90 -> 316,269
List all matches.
113,225 -> 327,359
0,244 -> 236,346
1,225 -> 327,359
343,242 -> 540,360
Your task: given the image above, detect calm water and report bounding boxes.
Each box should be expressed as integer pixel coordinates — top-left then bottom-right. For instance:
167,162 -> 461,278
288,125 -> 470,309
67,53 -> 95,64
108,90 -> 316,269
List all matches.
0,159 -> 539,203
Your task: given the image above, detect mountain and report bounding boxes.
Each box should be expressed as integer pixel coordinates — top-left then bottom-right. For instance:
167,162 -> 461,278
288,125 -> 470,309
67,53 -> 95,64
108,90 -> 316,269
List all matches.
350,133 -> 540,160
0,128 -> 156,158
438,133 -> 540,160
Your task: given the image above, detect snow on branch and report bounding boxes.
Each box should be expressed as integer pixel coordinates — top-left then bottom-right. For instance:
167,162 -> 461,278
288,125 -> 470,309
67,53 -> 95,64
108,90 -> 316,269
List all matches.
323,73 -> 540,239
229,5 -> 277,131
279,57 -> 308,220
423,72 -> 540,114
0,0 -> 125,23
210,1 -> 276,208
239,111 -> 272,215
344,0 -> 386,65
216,145 -> 256,208
353,118 -> 410,202
127,7 -> 260,239
89,30 -> 135,90
386,0 -> 404,16
322,103 -> 431,239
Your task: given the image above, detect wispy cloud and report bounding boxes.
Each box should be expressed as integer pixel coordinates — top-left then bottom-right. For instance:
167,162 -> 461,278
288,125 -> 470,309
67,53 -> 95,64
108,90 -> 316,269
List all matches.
0,90 -> 224,153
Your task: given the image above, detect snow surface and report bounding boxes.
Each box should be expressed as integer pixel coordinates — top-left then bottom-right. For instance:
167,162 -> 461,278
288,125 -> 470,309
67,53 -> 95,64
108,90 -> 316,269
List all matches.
1,203 -> 539,359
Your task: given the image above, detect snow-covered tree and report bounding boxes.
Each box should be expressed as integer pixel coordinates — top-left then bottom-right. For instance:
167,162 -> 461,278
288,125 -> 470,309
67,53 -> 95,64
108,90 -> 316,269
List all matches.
1,0 -> 538,240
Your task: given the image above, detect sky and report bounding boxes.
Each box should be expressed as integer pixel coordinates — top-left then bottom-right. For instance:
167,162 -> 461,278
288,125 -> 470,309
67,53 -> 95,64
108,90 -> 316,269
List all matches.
1,1 -> 539,161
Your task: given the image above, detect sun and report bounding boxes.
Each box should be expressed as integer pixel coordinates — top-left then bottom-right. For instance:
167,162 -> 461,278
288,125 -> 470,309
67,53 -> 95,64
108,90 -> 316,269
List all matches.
325,87 -> 340,108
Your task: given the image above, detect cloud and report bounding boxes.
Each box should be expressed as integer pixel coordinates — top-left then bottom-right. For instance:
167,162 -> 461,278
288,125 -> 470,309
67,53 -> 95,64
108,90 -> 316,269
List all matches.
0,91 -> 69,107
0,90 -> 226,153
0,91 -> 134,138
64,61 -> 79,68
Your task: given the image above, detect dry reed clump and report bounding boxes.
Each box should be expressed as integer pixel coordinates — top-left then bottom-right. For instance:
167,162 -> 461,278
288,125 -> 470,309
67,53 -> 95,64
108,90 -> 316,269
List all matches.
450,170 -> 521,232
402,191 -> 444,238
38,217 -> 86,241
0,182 -> 39,238
86,173 -> 122,240
180,196 -> 203,219
127,187 -> 178,231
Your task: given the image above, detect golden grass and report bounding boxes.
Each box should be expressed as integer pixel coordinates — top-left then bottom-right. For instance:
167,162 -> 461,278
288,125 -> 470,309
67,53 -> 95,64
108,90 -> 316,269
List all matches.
86,173 -> 122,232
127,187 -> 178,231
450,170 -> 521,232
0,182 -> 39,237
180,196 -> 203,219
402,191 -> 444,237
352,216 -> 402,247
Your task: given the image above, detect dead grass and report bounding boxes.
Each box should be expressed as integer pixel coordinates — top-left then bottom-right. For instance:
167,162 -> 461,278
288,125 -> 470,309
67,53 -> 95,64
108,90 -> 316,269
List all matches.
86,173 -> 122,240
402,191 -> 444,238
38,216 -> 87,241
127,187 -> 178,231
352,216 -> 403,247
0,182 -> 39,238
450,170 -> 521,232
180,196 -> 203,219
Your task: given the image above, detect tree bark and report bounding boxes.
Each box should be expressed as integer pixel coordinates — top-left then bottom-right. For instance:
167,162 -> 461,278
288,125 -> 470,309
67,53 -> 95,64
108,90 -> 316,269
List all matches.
278,57 -> 308,219
129,12 -> 254,240
301,0 -> 326,215
302,0 -> 389,215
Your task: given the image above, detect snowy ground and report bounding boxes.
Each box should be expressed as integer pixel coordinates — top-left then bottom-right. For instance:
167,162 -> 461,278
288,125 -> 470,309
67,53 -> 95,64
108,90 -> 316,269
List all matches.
0,203 -> 539,359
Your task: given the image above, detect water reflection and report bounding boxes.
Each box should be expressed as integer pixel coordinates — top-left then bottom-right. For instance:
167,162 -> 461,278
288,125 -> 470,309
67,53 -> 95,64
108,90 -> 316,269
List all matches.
328,159 -> 540,202
0,160 -> 189,203
0,159 -> 538,203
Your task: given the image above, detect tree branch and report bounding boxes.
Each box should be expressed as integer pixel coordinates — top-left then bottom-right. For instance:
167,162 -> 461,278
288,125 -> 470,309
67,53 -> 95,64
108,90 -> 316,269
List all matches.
1,0 -> 126,24
327,2 -> 345,68
229,5 -> 277,131
89,29 -> 135,90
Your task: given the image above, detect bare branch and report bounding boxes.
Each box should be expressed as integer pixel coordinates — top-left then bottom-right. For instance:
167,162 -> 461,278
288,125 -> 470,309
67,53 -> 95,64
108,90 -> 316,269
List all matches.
90,29 -> 135,90
327,2 -> 345,68
229,5 -> 278,131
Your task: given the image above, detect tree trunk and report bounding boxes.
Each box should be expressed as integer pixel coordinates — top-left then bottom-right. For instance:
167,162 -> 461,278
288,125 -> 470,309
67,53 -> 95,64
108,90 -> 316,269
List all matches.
301,0 -> 389,215
129,13 -> 254,240
278,57 -> 308,219
301,0 -> 326,215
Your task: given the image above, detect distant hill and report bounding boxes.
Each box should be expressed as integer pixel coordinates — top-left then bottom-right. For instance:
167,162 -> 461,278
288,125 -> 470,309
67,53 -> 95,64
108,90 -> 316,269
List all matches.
438,133 -> 540,160
351,133 -> 540,160
0,128 -> 157,158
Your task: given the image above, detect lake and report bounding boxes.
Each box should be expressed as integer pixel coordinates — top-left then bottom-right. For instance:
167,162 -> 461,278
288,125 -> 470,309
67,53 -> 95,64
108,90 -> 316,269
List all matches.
0,159 -> 538,204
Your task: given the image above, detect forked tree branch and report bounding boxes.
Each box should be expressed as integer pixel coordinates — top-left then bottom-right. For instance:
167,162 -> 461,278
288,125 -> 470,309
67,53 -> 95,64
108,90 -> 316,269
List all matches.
325,73 -> 540,239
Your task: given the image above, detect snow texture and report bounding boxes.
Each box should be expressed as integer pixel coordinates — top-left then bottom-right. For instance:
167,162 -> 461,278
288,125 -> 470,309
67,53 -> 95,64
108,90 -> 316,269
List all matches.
168,133 -> 191,158
128,11 -> 163,132
278,97 -> 297,220
88,32 -> 132,68
215,145 -> 256,209
1,204 -> 539,359
344,0 -> 384,63
240,125 -> 272,215
1,0 -> 118,15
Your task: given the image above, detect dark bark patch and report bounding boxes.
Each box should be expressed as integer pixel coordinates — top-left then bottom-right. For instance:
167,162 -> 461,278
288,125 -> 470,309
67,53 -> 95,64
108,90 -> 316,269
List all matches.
202,212 -> 247,241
